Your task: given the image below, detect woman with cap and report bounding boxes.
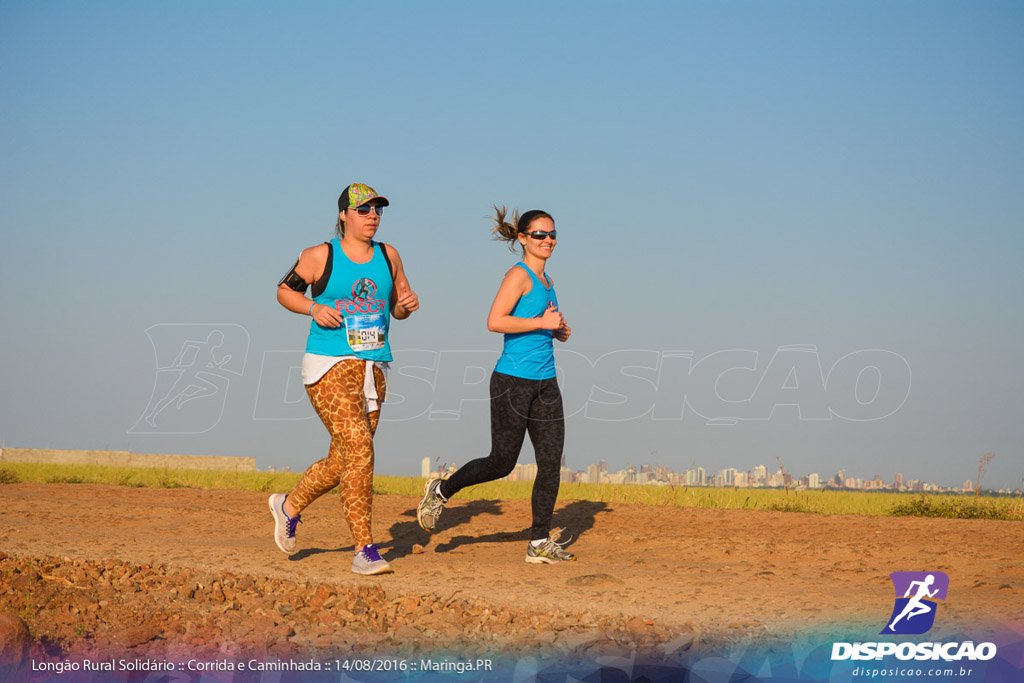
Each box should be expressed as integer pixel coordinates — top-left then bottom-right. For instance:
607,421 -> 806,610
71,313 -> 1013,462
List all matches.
416,206 -> 576,563
269,182 -> 419,575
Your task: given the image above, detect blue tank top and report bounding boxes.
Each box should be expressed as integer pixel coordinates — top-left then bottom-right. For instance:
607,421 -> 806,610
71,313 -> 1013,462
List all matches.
305,239 -> 393,361
494,262 -> 558,380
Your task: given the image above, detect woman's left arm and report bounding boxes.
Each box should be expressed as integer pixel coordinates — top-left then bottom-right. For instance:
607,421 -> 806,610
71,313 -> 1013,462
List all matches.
385,244 -> 419,320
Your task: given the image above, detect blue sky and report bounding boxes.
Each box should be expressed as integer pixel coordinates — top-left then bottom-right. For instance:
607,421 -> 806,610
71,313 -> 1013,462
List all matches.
1,2 -> 1021,489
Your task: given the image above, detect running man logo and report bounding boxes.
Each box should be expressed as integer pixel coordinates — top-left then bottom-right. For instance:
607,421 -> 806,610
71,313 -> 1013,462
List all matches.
336,277 -> 386,315
881,571 -> 949,635
130,324 -> 249,434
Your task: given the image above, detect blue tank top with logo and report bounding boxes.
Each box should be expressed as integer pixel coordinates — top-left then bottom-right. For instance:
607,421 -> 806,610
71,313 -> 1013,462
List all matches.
306,239 -> 393,361
494,262 -> 558,380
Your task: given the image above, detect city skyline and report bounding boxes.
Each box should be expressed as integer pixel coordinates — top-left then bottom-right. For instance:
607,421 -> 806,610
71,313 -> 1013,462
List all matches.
421,456 -> 1020,496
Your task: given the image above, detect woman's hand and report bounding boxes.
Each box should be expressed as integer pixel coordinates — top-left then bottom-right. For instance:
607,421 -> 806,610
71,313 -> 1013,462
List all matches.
554,321 -> 571,342
394,281 -> 419,317
539,304 -> 564,331
310,302 -> 343,328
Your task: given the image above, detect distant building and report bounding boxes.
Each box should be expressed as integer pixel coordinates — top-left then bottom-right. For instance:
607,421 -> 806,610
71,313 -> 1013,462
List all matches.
605,470 -> 626,485
720,467 -> 737,486
517,462 -> 537,482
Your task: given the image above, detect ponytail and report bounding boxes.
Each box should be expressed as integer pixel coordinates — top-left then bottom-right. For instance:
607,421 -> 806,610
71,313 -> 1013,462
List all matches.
490,205 -> 554,253
490,205 -> 521,251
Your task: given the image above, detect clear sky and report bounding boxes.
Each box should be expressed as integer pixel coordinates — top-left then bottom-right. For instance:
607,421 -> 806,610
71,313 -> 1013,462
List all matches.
1,2 -> 1021,489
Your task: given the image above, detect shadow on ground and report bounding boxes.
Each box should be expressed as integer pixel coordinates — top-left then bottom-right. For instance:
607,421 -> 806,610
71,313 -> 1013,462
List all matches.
289,499 -> 613,563
409,499 -> 612,555
289,543 -> 356,562
385,499 -> 504,560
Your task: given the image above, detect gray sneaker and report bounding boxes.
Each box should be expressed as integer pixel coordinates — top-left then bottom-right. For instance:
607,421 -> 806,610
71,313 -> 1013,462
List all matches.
525,527 -> 577,564
268,493 -> 301,555
352,544 -> 393,575
416,478 -> 447,532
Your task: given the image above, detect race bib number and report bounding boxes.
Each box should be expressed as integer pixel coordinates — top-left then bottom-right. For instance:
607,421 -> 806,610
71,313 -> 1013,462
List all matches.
345,313 -> 386,351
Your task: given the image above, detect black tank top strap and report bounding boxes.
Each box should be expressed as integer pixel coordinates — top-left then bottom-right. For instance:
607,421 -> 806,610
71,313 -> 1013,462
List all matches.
311,241 -> 332,299
375,240 -> 395,283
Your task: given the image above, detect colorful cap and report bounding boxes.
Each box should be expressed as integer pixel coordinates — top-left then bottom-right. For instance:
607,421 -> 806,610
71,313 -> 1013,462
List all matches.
338,183 -> 390,212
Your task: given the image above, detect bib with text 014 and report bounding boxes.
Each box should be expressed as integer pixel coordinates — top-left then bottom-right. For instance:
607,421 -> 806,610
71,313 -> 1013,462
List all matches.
345,313 -> 386,351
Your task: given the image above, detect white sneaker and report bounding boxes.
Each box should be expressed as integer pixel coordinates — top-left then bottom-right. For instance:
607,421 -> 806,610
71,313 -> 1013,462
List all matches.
352,544 -> 393,575
268,493 -> 300,555
525,527 -> 577,564
416,478 -> 448,532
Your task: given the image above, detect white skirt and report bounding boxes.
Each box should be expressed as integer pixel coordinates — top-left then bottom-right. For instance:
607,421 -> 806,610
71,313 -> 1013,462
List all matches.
301,353 -> 389,413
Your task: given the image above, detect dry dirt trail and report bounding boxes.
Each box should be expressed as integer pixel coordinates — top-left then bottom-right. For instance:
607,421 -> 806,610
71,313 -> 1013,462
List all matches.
1,483 -> 1022,671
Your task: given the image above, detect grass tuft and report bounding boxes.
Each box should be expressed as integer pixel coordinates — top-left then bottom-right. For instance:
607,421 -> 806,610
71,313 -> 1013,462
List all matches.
0,468 -> 21,484
116,473 -> 146,488
889,495 -> 1022,521
255,474 -> 280,493
45,475 -> 84,484
764,497 -> 823,514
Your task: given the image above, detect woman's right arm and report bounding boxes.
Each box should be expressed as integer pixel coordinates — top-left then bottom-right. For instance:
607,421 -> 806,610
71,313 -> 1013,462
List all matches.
486,267 -> 563,334
276,244 -> 342,328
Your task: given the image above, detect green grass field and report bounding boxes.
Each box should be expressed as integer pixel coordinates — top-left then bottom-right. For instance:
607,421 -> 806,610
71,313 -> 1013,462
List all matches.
0,462 -> 1020,520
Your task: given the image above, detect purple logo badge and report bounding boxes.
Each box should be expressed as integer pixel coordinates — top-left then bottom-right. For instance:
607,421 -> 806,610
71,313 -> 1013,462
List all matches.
881,571 -> 949,635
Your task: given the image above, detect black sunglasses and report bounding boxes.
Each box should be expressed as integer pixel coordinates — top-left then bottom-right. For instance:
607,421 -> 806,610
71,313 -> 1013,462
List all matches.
524,230 -> 557,240
351,205 -> 385,216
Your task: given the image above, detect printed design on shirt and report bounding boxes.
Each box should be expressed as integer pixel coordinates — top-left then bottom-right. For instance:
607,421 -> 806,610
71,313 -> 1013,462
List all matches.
334,277 -> 388,352
335,278 -> 387,315
531,301 -> 556,319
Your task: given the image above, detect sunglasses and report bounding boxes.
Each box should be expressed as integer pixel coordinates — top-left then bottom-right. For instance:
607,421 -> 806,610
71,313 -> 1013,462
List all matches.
524,230 -> 557,240
351,205 -> 385,216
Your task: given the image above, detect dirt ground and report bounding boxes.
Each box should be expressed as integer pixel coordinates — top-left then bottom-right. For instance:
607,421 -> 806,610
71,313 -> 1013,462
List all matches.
1,483 -> 1022,672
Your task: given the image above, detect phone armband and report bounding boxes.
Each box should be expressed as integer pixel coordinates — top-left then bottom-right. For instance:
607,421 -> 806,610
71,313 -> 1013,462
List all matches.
278,259 -> 309,292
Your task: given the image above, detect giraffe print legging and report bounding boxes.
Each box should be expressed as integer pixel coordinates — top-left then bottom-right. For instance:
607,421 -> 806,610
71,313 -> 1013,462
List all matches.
288,359 -> 386,550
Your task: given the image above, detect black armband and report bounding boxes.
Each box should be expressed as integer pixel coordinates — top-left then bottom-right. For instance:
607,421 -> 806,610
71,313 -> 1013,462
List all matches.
278,259 -> 309,292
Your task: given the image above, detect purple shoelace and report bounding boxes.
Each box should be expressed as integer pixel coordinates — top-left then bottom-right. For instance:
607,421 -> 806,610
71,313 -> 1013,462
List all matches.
361,544 -> 383,562
280,498 -> 301,537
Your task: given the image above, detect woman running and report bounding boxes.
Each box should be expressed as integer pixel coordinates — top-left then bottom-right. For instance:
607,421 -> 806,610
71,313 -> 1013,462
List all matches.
416,206 -> 576,563
270,182 -> 419,575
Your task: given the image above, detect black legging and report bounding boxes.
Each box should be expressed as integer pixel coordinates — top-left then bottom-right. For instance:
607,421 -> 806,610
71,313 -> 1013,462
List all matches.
439,371 -> 565,540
